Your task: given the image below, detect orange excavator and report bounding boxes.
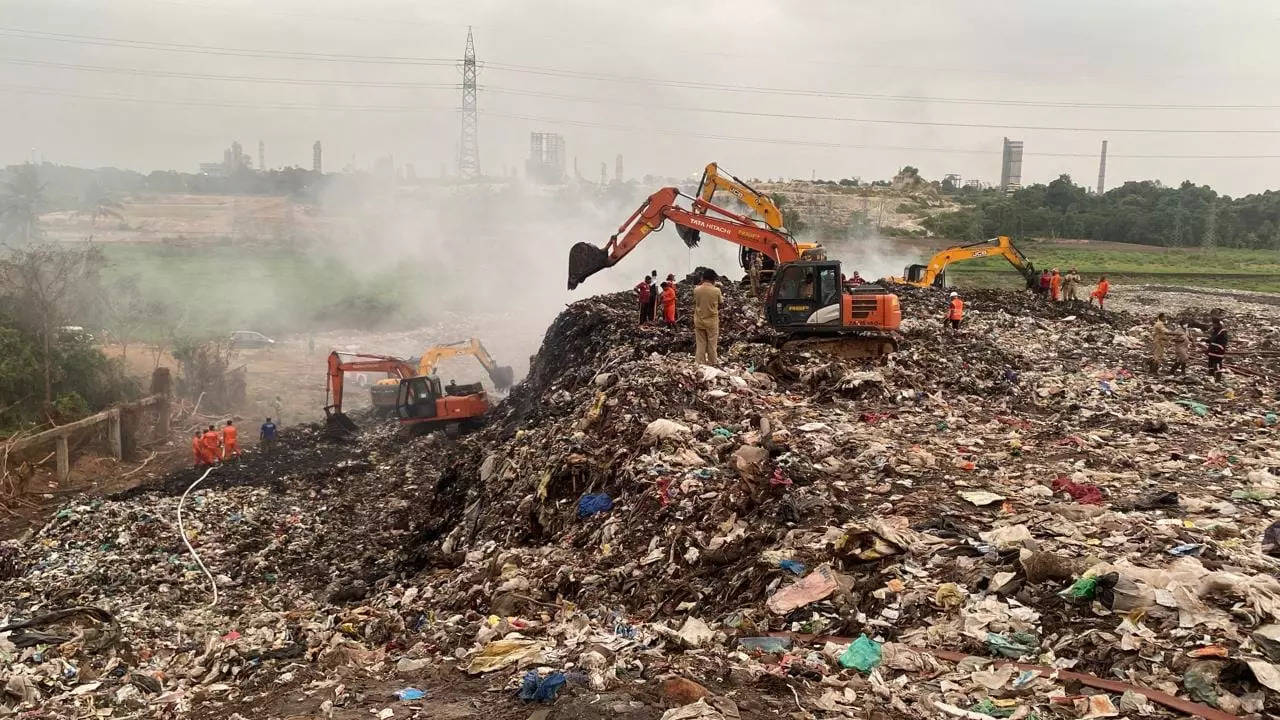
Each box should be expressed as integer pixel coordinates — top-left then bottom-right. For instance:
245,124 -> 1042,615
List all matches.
325,339 -> 515,434
324,351 -> 415,429
568,187 -> 902,358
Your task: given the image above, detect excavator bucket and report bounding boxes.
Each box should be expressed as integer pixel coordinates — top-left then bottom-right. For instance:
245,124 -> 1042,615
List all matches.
489,365 -> 515,391
675,224 -> 701,248
568,242 -> 611,290
322,406 -> 359,434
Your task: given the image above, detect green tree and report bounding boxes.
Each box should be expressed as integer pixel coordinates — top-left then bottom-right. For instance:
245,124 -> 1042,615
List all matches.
0,243 -> 105,405
1,164 -> 45,245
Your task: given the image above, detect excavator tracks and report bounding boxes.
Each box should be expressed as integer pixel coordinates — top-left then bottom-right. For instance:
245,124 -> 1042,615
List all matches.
780,333 -> 899,360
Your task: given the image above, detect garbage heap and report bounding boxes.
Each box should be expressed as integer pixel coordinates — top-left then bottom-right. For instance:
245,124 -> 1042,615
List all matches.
6,275 -> 1280,719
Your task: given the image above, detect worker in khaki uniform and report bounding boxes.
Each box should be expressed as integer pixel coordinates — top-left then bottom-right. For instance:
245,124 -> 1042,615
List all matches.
1149,313 -> 1169,373
692,268 -> 723,365
747,252 -> 763,297
1062,268 -> 1081,301
1170,322 -> 1191,374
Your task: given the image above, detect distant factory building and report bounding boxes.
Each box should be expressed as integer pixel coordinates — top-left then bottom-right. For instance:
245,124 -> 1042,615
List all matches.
1000,137 -> 1023,193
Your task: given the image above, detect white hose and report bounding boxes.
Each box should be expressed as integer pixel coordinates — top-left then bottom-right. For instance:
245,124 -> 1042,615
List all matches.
177,466 -> 218,607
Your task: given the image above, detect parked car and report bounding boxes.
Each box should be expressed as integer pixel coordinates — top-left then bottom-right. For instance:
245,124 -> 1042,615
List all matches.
57,325 -> 94,343
229,330 -> 276,349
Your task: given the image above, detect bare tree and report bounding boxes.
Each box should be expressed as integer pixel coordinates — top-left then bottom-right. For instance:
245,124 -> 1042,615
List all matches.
101,275 -> 166,361
76,183 -> 124,239
0,243 -> 105,406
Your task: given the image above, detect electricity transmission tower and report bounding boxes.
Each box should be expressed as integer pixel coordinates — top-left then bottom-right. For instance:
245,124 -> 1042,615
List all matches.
458,27 -> 480,179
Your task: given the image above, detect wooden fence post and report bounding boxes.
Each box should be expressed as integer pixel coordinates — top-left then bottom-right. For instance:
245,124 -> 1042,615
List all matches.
56,437 -> 69,482
108,409 -> 122,460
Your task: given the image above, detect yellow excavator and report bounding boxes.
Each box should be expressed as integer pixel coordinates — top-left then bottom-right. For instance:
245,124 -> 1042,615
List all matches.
890,236 -> 1038,289
696,162 -> 824,280
370,338 -> 515,416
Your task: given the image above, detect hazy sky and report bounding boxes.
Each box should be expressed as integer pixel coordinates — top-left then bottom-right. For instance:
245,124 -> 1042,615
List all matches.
3,0 -> 1279,195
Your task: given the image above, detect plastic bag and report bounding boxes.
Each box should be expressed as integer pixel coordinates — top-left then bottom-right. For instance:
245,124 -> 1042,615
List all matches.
838,634 -> 882,672
577,493 -> 613,519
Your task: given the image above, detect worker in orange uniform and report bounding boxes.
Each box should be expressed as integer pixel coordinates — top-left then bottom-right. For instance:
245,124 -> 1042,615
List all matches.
201,424 -> 221,465
1089,275 -> 1110,313
221,419 -> 239,460
192,431 -> 204,467
661,280 -> 677,327
946,291 -> 964,331
1049,269 -> 1062,302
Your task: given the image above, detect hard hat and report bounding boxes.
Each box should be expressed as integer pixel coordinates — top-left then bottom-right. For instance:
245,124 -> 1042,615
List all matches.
950,291 -> 958,297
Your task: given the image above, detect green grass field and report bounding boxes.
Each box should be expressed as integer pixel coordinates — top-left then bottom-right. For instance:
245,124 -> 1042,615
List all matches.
947,243 -> 1280,293
98,242 -> 418,336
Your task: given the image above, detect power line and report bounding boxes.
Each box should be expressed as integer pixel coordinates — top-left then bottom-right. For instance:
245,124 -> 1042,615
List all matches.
481,86 -> 1280,133
0,83 -> 454,112
0,57 -> 459,88
4,26 -> 1280,112
481,63 -> 1280,111
3,83 -> 1278,160
477,108 -> 1280,159
0,27 -> 455,65
5,57 -> 1280,135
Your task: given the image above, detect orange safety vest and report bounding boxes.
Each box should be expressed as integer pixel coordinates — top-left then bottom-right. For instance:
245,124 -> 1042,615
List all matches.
1093,280 -> 1109,298
948,297 -> 964,320
222,425 -> 237,446
202,431 -> 221,457
192,436 -> 202,461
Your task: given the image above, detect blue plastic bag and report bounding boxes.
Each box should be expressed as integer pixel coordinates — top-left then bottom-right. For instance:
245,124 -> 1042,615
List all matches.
395,687 -> 426,701
535,672 -> 566,702
518,670 -> 540,700
778,559 -> 806,575
577,493 -> 613,519
518,670 -> 566,703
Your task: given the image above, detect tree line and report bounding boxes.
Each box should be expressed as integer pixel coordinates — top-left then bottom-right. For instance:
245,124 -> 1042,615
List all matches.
0,165 -> 179,431
923,174 -> 1280,249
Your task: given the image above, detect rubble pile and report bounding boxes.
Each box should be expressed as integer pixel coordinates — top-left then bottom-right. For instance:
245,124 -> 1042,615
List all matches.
5,277 -> 1280,718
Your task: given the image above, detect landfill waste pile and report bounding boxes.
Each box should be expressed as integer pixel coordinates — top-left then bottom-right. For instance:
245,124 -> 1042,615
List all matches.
5,273 -> 1280,719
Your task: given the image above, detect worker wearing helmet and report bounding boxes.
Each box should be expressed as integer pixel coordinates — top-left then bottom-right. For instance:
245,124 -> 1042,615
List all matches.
946,291 -> 964,331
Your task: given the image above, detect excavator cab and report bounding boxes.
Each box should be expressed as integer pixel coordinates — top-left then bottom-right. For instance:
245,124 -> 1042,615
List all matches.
766,261 -> 901,358
768,262 -> 843,327
901,263 -> 947,287
395,376 -> 442,421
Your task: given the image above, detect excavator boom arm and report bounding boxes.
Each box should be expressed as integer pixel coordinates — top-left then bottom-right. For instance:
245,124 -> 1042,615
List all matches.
325,351 -> 415,414
416,338 -> 515,391
696,162 -> 784,230
903,236 -> 1036,288
568,187 -> 799,289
